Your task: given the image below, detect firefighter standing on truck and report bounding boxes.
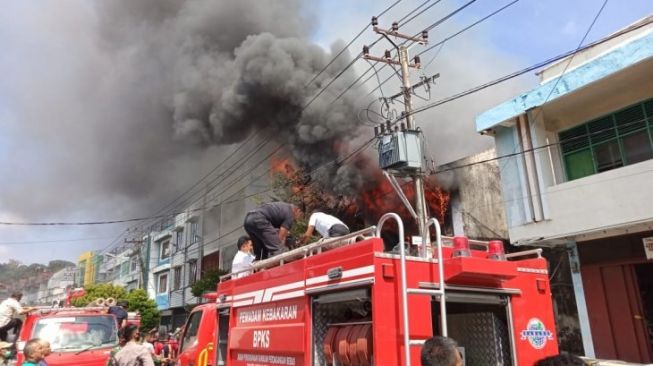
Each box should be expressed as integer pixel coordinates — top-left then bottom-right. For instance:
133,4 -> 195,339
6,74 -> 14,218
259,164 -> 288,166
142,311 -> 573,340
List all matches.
0,292 -> 35,342
231,236 -> 255,278
243,202 -> 302,260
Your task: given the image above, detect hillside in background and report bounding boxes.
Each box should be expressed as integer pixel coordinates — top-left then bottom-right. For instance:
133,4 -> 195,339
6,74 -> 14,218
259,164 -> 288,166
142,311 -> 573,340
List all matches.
0,259 -> 76,292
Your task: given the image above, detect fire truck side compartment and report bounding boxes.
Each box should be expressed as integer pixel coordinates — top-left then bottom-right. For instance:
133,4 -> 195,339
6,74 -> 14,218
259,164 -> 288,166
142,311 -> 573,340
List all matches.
312,289 -> 373,366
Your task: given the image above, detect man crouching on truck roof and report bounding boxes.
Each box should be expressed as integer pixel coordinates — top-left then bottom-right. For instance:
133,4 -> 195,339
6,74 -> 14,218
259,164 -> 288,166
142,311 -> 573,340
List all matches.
107,300 -> 129,329
299,212 -> 350,245
243,202 -> 302,260
231,236 -> 255,278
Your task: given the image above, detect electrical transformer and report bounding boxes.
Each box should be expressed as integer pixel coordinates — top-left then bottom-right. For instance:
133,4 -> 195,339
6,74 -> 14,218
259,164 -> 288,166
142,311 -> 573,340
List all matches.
377,130 -> 424,171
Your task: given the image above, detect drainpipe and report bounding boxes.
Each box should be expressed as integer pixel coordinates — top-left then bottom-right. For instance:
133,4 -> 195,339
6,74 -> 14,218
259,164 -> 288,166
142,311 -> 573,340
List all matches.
517,113 -> 545,222
567,242 -> 595,358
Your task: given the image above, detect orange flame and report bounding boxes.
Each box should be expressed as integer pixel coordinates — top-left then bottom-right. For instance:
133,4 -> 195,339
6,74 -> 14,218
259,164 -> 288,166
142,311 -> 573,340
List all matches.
269,155 -> 450,233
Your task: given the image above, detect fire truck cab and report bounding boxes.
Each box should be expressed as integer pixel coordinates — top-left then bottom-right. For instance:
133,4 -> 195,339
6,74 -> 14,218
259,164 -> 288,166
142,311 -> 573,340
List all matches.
15,307 -> 119,366
178,214 -> 558,365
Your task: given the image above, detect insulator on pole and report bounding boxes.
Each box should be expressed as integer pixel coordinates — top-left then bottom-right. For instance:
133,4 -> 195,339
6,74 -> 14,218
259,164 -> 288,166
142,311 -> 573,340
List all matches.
371,16 -> 378,26
384,50 -> 392,59
392,22 -> 399,32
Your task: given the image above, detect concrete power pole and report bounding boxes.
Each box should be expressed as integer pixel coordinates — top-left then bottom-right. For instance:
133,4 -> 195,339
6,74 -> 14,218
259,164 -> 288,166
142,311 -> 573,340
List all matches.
364,20 -> 434,250
398,45 -> 430,248
125,238 -> 147,289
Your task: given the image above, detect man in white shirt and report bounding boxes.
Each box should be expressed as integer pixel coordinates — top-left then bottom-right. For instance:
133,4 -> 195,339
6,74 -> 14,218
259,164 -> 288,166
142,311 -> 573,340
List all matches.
0,292 -> 35,341
231,236 -> 255,279
300,212 -> 350,245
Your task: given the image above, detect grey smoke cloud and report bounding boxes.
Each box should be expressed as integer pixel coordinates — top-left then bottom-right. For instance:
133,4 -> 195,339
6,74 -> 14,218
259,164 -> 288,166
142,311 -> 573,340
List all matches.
0,0 -> 366,224
0,0 -> 534,233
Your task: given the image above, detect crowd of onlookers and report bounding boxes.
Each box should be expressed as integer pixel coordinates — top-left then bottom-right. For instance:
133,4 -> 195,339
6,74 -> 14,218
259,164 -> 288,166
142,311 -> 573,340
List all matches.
106,325 -> 179,366
2,325 -> 179,366
7,332 -> 592,366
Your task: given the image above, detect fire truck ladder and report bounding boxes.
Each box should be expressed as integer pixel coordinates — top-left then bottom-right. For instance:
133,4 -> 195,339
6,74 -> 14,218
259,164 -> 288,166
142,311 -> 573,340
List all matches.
376,213 -> 447,366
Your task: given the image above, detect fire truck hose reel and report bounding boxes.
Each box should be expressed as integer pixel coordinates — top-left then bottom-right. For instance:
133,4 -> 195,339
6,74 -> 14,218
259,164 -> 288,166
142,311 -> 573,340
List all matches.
356,324 -> 373,366
336,325 -> 354,365
347,325 -> 361,366
323,326 -> 339,364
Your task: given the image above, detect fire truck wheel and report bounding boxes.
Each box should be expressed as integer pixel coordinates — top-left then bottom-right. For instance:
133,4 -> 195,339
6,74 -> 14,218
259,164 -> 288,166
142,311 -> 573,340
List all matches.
323,326 -> 339,364
335,325 -> 354,365
356,324 -> 373,366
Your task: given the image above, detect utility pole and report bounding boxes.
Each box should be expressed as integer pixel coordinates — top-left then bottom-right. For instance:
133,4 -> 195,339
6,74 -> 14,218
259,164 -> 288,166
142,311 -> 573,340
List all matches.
364,19 -> 433,252
125,238 -> 147,290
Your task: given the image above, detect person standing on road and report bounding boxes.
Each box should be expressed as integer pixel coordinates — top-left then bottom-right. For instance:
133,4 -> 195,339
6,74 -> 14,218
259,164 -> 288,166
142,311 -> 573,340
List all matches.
299,212 -> 350,245
243,202 -> 302,259
20,339 -> 42,366
231,236 -> 255,278
109,324 -> 154,366
37,340 -> 51,366
0,293 -> 35,342
420,336 -> 463,366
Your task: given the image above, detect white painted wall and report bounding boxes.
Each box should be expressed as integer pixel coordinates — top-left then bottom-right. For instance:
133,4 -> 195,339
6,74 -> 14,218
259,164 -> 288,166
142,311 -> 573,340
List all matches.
510,158 -> 653,243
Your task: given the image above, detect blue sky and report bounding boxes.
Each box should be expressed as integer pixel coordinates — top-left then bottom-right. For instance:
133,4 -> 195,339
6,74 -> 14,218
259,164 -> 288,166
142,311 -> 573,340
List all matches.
314,0 -> 653,64
1,0 -> 652,264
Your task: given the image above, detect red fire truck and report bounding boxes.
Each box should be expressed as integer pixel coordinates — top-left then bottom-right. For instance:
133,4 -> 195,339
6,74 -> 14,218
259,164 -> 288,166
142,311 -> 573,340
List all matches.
12,298 -> 141,366
177,214 -> 558,365
15,307 -> 119,366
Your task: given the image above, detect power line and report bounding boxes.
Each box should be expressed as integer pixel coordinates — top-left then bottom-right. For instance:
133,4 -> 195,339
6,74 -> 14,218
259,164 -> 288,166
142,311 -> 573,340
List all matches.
86,1 -> 459,257
96,133 -> 267,254
424,0 -> 477,32
304,0 -> 402,88
492,0 -> 609,176
433,115 -> 653,175
161,1 -> 445,219
417,0 -> 519,58
362,0 -> 521,101
98,2 -> 417,252
172,1 -> 458,220
11,11 -> 645,229
0,237 -> 116,246
323,0 -> 458,107
399,0 -> 442,27
196,138 -> 377,250
397,16 -> 646,123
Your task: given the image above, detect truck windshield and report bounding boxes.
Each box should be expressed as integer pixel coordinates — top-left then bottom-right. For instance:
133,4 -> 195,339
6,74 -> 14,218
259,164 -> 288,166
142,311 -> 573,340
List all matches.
32,315 -> 118,351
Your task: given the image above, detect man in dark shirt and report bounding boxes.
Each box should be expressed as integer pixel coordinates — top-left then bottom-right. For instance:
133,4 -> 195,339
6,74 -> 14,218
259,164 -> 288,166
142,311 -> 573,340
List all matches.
243,202 -> 302,259
107,300 -> 129,329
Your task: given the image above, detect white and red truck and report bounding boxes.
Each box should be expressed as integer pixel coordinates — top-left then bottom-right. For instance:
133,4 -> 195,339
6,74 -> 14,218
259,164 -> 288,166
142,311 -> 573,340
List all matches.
177,213 -> 558,365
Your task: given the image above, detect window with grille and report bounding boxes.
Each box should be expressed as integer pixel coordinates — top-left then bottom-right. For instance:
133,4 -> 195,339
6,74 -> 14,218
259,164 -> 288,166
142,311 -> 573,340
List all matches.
158,273 -> 168,294
190,222 -> 199,244
159,240 -> 171,261
175,230 -> 184,251
188,260 -> 198,285
559,98 -> 653,181
173,266 -> 182,291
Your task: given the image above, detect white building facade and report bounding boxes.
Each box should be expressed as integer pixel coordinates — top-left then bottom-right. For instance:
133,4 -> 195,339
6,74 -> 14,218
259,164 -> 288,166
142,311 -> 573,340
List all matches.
476,17 -> 653,362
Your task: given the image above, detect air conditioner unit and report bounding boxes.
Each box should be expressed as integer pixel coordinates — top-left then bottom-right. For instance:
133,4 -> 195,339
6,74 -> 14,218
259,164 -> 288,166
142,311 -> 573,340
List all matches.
377,130 -> 424,170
